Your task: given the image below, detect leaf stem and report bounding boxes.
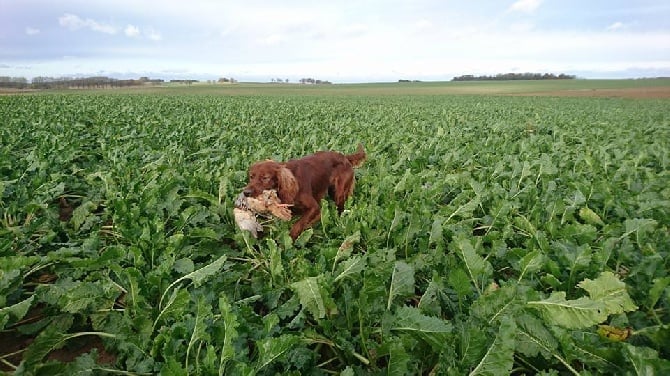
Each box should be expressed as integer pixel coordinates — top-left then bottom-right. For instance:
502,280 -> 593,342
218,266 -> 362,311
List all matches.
94,367 -> 153,375
518,329 -> 579,376
67,331 -> 119,340
0,348 -> 26,360
0,358 -> 17,370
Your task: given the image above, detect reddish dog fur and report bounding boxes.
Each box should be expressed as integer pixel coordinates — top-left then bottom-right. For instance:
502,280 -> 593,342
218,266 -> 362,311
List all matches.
244,144 -> 366,239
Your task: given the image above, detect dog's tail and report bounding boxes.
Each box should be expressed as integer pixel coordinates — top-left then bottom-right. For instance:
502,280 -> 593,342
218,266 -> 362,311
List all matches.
346,143 -> 366,168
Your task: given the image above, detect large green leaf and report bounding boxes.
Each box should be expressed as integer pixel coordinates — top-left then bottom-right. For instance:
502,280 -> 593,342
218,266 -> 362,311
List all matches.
186,296 -> 212,371
387,306 -> 451,352
387,261 -> 415,310
36,277 -> 118,315
153,287 -> 190,331
454,236 -> 492,294
527,291 -> 607,329
468,315 -> 516,376
526,272 -> 637,333
291,276 -> 326,319
389,306 -> 452,334
185,255 -> 228,287
578,271 -> 638,314
20,315 -> 75,370
514,312 -> 559,360
456,322 -> 489,370
20,315 -> 118,372
387,339 -> 411,376
333,230 -> 361,271
517,250 -> 544,282
159,255 -> 227,309
623,218 -> 657,241
71,200 -> 98,232
217,295 -> 240,374
623,343 -> 670,375
254,334 -> 300,373
0,295 -> 34,330
579,206 -> 604,226
266,238 -> 284,282
160,356 -> 187,376
647,277 -> 670,309
418,277 -> 443,316
333,254 -> 366,283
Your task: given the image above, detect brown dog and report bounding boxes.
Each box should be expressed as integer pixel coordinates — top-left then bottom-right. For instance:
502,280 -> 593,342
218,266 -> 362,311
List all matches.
243,144 -> 366,239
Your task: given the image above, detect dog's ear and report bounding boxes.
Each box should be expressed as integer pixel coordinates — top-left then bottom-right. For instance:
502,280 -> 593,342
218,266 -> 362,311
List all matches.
277,166 -> 298,204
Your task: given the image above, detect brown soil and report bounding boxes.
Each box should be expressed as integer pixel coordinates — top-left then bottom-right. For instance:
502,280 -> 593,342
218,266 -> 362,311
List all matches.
0,88 -> 39,95
0,304 -> 117,372
512,86 -> 670,99
47,336 -> 117,364
0,330 -> 116,372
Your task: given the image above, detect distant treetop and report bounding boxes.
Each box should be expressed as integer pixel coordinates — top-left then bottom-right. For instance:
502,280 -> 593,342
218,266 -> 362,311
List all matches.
452,73 -> 576,81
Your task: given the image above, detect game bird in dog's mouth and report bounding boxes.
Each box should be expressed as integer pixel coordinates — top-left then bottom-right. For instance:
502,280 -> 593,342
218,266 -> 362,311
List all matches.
233,189 -> 292,238
235,144 -> 366,239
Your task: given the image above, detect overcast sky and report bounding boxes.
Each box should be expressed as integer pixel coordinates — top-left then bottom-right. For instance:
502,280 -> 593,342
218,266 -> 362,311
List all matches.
1,0 -> 669,82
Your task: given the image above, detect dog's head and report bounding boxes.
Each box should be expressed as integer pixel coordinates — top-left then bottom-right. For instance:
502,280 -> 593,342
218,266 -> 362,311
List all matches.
243,160 -> 298,204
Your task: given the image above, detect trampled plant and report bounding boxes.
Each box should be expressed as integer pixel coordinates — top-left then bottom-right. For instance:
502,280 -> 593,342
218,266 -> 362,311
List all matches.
0,93 -> 668,374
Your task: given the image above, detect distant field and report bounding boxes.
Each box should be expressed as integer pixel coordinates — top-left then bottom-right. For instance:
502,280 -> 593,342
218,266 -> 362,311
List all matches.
131,78 -> 670,97
7,78 -> 670,98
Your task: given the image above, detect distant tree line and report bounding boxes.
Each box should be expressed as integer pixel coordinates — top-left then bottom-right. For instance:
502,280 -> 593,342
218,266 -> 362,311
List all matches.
0,76 -> 30,89
452,73 -> 576,81
0,76 -> 164,89
169,79 -> 198,85
299,78 -> 332,85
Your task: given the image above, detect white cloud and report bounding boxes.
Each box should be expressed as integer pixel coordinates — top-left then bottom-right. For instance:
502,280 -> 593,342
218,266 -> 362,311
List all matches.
59,13 -> 117,34
58,14 -> 82,29
125,25 -> 141,37
606,22 -> 625,31
414,19 -> 433,30
56,13 -> 162,41
509,22 -> 535,32
341,23 -> 368,37
508,0 -> 543,13
146,28 -> 162,41
25,27 -> 40,35
259,34 -> 284,46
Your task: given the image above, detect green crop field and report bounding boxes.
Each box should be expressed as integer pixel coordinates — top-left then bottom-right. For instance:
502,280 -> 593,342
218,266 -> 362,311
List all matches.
1,87 -> 669,375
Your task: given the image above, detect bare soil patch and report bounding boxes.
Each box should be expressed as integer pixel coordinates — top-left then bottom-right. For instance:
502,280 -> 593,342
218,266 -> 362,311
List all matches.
0,88 -> 40,95
0,324 -> 116,372
512,86 -> 670,99
0,295 -> 116,372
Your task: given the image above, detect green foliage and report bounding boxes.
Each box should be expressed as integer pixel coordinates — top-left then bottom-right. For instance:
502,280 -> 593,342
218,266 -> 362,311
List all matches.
0,93 -> 668,374
528,292 -> 610,329
528,271 -> 638,329
468,316 -> 516,376
578,271 -> 638,314
387,261 -> 415,310
291,277 -> 326,320
0,295 -> 33,330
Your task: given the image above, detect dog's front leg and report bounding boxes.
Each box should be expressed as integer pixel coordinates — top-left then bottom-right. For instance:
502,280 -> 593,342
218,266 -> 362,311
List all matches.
289,200 -> 321,240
